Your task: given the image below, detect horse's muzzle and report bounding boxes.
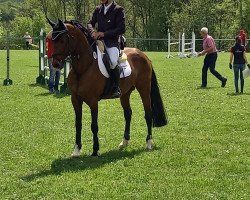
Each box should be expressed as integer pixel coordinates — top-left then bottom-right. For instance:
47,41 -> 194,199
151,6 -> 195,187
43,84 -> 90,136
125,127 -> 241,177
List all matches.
52,57 -> 64,69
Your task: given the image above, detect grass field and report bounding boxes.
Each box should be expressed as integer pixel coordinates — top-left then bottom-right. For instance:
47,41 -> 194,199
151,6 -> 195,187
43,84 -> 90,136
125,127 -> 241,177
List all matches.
0,50 -> 250,199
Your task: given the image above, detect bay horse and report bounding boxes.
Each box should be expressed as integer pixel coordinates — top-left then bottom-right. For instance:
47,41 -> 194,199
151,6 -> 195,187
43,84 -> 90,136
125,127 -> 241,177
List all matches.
49,19 -> 167,157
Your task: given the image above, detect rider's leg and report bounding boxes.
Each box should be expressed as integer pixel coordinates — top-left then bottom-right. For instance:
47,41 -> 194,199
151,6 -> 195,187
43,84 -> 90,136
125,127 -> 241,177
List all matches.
105,47 -> 121,97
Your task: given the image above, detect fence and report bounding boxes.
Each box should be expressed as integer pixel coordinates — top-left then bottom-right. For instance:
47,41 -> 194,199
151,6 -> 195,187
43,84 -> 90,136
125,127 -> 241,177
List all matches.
126,38 -> 241,52
0,36 -> 40,50
0,36 -> 246,52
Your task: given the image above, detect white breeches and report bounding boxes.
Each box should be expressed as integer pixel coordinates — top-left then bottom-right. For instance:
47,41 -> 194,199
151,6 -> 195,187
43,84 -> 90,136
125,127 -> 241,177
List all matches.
105,47 -> 119,69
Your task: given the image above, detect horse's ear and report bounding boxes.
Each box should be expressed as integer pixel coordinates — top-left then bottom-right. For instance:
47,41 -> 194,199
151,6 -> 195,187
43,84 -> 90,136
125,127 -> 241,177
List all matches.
58,19 -> 68,30
58,19 -> 64,25
46,17 -> 56,28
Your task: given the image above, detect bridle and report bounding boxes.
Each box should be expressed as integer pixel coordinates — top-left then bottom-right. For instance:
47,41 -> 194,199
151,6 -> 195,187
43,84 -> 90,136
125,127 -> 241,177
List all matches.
52,30 -> 96,68
52,33 -> 73,68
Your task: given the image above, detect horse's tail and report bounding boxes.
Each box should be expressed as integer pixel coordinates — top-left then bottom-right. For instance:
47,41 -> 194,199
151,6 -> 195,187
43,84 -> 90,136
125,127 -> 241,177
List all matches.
150,68 -> 168,127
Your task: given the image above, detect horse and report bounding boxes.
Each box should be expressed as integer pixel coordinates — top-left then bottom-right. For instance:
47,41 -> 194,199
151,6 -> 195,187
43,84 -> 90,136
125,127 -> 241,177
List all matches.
49,19 -> 167,157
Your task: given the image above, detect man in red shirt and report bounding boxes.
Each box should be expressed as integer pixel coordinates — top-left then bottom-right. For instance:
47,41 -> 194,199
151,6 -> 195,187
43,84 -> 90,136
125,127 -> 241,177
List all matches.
46,31 -> 61,93
239,29 -> 247,46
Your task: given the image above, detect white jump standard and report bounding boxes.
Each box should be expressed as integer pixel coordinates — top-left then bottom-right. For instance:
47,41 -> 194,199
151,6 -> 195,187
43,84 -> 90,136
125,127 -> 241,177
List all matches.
179,31 -> 197,58
167,29 -> 181,58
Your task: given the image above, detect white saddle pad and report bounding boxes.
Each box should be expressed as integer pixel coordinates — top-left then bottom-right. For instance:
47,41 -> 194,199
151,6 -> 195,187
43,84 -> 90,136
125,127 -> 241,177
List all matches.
96,47 -> 131,78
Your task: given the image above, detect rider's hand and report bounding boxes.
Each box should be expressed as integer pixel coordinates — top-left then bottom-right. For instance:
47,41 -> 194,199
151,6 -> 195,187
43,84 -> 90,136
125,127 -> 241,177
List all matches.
197,51 -> 205,57
247,63 -> 250,69
91,32 -> 99,40
98,32 -> 104,39
91,32 -> 104,40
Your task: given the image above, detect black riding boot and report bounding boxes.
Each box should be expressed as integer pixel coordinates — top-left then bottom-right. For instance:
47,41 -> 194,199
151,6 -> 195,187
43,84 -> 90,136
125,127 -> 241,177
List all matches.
110,66 -> 121,98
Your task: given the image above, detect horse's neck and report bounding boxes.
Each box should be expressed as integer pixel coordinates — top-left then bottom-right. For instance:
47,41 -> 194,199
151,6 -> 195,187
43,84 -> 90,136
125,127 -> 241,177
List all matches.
73,33 -> 94,74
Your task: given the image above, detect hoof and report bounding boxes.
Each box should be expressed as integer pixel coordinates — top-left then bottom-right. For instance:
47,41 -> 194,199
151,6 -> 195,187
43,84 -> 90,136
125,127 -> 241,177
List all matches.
118,138 -> 129,150
91,152 -> 99,157
146,139 -> 154,151
71,145 -> 81,157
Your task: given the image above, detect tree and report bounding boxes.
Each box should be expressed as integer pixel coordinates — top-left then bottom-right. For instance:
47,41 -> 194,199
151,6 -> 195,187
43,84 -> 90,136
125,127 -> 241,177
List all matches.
0,4 -> 16,23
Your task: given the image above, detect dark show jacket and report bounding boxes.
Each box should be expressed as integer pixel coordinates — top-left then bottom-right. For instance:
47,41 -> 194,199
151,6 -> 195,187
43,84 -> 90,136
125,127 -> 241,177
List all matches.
87,2 -> 125,48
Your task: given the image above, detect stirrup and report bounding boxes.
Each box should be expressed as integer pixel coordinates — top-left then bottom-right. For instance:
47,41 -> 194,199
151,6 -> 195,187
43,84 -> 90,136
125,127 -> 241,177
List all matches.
111,87 -> 121,98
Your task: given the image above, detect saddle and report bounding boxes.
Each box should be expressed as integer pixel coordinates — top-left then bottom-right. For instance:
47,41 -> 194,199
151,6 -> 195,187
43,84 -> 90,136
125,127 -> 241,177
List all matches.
95,40 -> 131,99
96,40 -> 130,77
65,20 -> 131,99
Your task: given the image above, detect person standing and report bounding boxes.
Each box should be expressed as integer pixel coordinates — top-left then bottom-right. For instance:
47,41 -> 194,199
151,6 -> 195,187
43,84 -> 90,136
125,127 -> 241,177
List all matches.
239,29 -> 247,47
198,27 -> 227,88
23,32 -> 32,49
87,0 -> 125,97
229,36 -> 249,94
46,31 -> 61,93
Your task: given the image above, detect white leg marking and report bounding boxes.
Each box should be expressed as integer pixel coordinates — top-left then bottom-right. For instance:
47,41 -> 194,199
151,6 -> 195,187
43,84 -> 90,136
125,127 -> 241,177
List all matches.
118,138 -> 129,149
146,139 -> 154,150
71,145 -> 81,157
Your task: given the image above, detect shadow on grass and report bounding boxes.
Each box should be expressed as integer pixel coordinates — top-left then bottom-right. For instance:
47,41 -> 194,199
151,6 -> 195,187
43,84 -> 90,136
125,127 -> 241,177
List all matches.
28,83 -> 47,89
195,86 -> 219,90
35,92 -> 69,98
21,147 -> 154,182
29,84 -> 69,98
227,92 -> 250,96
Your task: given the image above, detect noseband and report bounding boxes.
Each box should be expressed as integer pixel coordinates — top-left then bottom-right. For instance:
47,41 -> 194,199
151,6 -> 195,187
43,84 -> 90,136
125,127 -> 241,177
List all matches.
52,33 -> 73,67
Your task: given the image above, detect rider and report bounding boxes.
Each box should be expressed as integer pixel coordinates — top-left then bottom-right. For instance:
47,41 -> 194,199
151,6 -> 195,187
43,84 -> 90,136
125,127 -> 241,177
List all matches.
87,0 -> 125,97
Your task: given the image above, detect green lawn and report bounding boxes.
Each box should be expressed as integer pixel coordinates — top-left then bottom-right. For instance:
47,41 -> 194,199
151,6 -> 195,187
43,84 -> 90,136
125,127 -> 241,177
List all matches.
0,50 -> 250,199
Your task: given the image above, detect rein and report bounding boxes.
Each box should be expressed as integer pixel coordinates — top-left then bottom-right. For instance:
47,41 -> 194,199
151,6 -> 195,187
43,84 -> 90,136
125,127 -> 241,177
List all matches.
52,34 -> 71,66
53,32 -> 96,66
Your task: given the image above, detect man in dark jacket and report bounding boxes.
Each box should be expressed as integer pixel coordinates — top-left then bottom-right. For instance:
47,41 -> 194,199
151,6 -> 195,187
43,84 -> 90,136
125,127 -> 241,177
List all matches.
87,0 -> 125,97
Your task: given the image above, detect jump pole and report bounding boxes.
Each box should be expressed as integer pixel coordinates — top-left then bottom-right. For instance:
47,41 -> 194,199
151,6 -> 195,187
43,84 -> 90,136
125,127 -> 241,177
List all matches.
191,31 -> 196,56
60,57 -> 71,94
3,23 -> 13,86
36,28 -> 47,84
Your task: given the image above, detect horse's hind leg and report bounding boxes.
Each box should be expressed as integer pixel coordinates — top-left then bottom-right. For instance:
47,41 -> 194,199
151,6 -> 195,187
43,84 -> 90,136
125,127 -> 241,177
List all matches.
137,84 -> 153,150
118,89 -> 133,149
90,103 -> 99,156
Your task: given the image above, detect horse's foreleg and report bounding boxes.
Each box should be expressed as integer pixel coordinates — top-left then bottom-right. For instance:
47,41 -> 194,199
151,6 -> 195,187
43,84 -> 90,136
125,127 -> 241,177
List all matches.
119,90 -> 133,149
90,105 -> 99,156
71,94 -> 83,157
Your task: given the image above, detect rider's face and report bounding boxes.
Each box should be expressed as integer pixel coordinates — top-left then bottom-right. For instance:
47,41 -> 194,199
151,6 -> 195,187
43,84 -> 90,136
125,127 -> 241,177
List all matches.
101,0 -> 110,5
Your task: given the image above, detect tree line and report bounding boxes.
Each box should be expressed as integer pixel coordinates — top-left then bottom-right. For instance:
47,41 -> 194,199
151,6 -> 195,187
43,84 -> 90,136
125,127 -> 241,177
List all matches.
0,0 -> 249,51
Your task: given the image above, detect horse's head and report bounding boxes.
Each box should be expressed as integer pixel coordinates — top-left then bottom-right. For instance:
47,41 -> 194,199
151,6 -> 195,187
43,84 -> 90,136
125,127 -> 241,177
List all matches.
48,19 -> 75,69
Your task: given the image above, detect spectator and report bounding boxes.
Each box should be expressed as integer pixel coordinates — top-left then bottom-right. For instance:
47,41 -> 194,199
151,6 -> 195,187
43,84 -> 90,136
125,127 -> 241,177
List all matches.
23,32 -> 32,49
239,29 -> 247,47
46,31 -> 61,93
229,36 -> 249,94
198,27 -> 227,88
